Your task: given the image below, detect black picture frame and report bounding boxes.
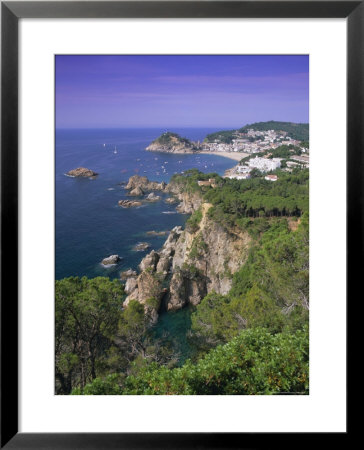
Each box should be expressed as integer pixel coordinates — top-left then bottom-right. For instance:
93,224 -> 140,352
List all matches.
1,1 -> 356,448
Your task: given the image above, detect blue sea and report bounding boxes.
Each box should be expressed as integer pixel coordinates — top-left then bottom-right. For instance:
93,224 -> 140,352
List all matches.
56,128 -> 234,360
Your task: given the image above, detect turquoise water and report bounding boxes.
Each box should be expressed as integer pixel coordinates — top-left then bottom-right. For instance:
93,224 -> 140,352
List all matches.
56,128 -> 234,357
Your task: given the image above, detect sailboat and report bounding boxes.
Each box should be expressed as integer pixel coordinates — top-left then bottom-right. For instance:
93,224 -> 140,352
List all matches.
113,146 -> 117,154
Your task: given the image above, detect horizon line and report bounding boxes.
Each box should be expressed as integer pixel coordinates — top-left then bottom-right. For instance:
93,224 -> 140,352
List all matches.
56,121 -> 309,131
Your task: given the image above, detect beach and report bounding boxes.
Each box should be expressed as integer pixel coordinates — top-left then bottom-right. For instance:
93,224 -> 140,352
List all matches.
198,150 -> 249,162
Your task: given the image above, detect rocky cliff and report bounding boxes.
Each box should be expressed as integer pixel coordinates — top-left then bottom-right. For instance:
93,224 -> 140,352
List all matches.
146,132 -> 198,154
126,175 -> 167,193
123,184 -> 252,320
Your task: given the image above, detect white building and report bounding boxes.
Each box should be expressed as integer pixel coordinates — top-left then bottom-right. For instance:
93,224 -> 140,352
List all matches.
248,157 -> 281,172
229,173 -> 251,180
236,165 -> 251,174
265,174 -> 278,181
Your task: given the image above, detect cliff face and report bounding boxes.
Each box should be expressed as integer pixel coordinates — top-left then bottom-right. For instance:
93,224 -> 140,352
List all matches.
123,190 -> 251,318
166,203 -> 251,310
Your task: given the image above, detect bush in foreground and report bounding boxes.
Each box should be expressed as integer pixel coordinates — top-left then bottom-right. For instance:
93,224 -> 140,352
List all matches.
73,326 -> 309,395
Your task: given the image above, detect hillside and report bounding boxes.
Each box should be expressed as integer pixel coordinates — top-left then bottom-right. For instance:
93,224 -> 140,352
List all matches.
203,121 -> 309,144
146,132 -> 197,153
239,121 -> 309,141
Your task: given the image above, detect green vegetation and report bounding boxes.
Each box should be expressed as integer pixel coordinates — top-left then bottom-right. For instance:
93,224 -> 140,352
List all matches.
73,326 -> 308,395
204,169 -> 309,230
189,215 -> 309,355
55,276 -> 124,394
204,129 -> 236,143
171,168 -> 309,227
204,121 -> 309,143
153,131 -> 193,147
186,208 -> 203,233
189,233 -> 208,260
170,169 -> 219,194
56,279 -> 175,394
239,121 -> 309,141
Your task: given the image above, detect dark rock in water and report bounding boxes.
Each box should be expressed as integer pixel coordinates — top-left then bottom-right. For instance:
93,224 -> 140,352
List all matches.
66,167 -> 98,178
133,242 -> 151,252
129,186 -> 144,196
118,199 -> 142,208
146,192 -> 161,202
120,269 -> 138,280
146,230 -> 168,236
101,254 -> 120,265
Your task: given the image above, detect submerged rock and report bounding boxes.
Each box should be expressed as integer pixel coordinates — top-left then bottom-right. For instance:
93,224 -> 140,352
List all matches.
118,200 -> 142,208
133,242 -> 151,252
146,230 -> 169,237
66,167 -> 98,178
101,255 -> 120,265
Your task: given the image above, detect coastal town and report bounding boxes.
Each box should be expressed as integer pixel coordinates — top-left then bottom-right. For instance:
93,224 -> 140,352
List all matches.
148,125 -> 309,182
199,128 -> 309,182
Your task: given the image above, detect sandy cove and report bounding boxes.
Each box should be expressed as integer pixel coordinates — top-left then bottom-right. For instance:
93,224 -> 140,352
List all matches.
197,150 -> 249,162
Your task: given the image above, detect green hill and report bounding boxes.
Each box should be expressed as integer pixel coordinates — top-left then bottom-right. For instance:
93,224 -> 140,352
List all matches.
239,121 -> 309,141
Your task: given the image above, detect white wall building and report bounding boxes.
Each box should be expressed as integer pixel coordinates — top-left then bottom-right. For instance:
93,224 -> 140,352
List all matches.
236,165 -> 251,174
248,157 -> 281,172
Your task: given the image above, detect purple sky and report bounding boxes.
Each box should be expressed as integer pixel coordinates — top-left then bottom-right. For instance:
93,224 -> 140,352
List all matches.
56,55 -> 309,128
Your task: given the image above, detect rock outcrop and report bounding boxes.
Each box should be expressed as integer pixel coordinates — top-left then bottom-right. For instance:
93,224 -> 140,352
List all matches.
129,186 -> 144,196
125,175 -> 166,192
146,193 -> 161,202
120,269 -> 137,280
166,203 -> 251,310
124,199 -> 251,317
165,197 -> 178,204
101,255 -> 120,265
66,167 -> 98,177
120,175 -> 251,320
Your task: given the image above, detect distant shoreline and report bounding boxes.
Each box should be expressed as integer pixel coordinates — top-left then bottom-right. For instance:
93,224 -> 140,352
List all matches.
197,150 -> 248,162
